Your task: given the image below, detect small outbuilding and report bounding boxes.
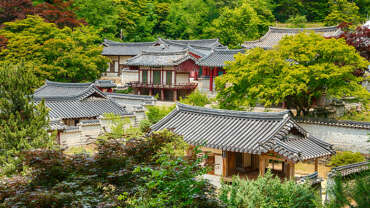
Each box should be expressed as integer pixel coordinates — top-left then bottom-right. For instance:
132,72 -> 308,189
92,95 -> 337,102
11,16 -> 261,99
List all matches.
151,103 -> 335,180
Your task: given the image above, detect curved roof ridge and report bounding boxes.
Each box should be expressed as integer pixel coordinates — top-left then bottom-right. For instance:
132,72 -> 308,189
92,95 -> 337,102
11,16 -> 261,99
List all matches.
161,38 -> 218,50
103,39 -> 155,46
45,80 -> 92,87
244,27 -> 273,44
141,49 -> 188,56
269,25 -> 338,33
176,102 -> 289,119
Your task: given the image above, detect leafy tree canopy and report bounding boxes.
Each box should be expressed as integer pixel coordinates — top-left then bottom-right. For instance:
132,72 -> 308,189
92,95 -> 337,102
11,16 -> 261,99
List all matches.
0,15 -> 109,83
216,32 -> 369,116
0,63 -> 52,176
206,0 -> 274,48
324,0 -> 362,26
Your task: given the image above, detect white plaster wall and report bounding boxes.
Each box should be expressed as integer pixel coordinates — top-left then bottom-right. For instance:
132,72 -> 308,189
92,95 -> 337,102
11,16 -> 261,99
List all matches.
299,123 -> 370,153
197,78 -> 210,92
176,73 -> 189,84
121,70 -> 138,85
60,130 -> 82,147
214,155 -> 223,176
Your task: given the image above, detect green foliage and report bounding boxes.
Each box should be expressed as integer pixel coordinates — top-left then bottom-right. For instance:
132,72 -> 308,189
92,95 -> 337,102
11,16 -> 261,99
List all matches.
0,63 -> 52,176
220,171 -> 318,208
216,32 -> 369,115
120,147 -> 219,208
287,15 -> 307,28
0,15 -> 109,83
180,90 -> 211,107
328,151 -> 365,167
73,0 -> 121,39
324,0 -> 362,26
327,172 -> 370,208
206,0 -> 274,48
146,105 -> 175,124
114,87 -> 133,94
139,119 -> 152,133
0,130 -> 219,207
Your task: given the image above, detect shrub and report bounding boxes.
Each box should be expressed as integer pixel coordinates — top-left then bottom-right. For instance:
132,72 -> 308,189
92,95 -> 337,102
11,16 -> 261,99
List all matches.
0,130 -> 217,207
329,151 -> 365,167
219,171 -> 318,208
180,90 -> 211,107
287,15 -> 307,28
146,105 -> 175,124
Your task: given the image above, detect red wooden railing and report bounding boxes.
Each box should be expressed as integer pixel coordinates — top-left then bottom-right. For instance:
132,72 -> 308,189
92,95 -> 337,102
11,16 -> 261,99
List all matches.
130,81 -> 198,90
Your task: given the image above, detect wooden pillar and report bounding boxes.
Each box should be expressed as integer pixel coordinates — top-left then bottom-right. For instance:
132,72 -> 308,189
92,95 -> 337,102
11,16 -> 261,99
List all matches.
314,158 -> 319,172
209,67 -> 213,92
259,155 -> 266,177
222,151 -> 228,177
160,89 -> 164,101
173,90 -> 177,101
289,162 -> 295,180
149,89 -> 152,96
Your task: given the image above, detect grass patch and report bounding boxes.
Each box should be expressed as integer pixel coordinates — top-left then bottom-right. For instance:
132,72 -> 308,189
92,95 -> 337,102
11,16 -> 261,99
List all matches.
64,144 -> 97,155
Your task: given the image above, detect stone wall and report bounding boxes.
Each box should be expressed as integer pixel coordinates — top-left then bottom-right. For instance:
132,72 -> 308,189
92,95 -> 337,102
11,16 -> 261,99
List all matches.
298,123 -> 370,154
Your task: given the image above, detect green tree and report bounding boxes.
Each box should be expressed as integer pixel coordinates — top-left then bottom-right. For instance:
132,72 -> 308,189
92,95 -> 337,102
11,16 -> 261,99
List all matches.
180,90 -> 211,107
220,171 -> 318,208
0,64 -> 52,176
216,32 -> 369,115
287,14 -> 307,28
324,0 -> 362,26
146,105 -> 175,124
73,0 -> 120,39
328,151 -> 365,167
0,15 -> 108,83
206,0 -> 274,48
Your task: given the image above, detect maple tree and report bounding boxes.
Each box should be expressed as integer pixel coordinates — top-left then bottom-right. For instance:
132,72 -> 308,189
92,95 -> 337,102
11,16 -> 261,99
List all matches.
35,0 -> 85,28
0,0 -> 34,25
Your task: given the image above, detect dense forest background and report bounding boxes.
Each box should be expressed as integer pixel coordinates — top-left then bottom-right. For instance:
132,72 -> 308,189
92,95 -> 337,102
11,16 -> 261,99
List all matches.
1,0 -> 369,47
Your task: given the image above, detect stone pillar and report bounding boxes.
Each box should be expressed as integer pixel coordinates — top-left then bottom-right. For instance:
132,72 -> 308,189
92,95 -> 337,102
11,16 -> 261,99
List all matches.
173,89 -> 177,101
137,89 -> 141,95
161,89 -> 164,101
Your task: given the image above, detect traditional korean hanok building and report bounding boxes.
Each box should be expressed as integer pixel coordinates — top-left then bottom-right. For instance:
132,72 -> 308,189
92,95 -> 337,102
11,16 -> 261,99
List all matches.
33,80 -> 133,126
197,48 -> 245,92
242,26 -> 338,49
151,103 -> 335,180
125,49 -> 200,101
102,38 -> 224,79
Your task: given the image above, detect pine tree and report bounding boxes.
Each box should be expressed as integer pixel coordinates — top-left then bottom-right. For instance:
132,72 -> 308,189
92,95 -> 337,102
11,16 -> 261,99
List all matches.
0,63 -> 52,175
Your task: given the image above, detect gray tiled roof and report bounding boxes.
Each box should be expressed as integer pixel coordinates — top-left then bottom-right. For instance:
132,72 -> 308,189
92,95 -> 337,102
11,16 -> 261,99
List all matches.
197,49 -> 246,67
49,119 -> 67,130
125,50 -> 197,67
243,26 -> 338,49
34,80 -> 131,119
94,80 -> 117,88
295,117 -> 370,129
102,38 -> 223,56
102,39 -> 154,56
151,103 -> 334,161
105,92 -> 156,101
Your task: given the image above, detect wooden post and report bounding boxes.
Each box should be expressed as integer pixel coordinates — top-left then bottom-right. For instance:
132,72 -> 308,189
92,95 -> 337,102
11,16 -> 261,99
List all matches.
160,89 -> 164,101
259,155 -> 266,177
209,68 -> 213,92
222,151 -> 228,177
149,89 -> 152,96
173,90 -> 177,101
289,162 -> 295,180
314,158 -> 319,172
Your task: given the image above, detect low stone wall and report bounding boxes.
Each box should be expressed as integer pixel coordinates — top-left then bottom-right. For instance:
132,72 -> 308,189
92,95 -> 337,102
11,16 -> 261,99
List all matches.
298,123 -> 370,154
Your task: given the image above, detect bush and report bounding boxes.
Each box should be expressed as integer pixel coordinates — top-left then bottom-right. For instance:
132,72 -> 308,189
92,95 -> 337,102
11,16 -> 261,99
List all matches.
0,130 -> 218,207
180,90 -> 211,107
219,171 -> 318,208
287,15 -> 307,28
146,105 -> 175,124
329,151 -> 365,167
